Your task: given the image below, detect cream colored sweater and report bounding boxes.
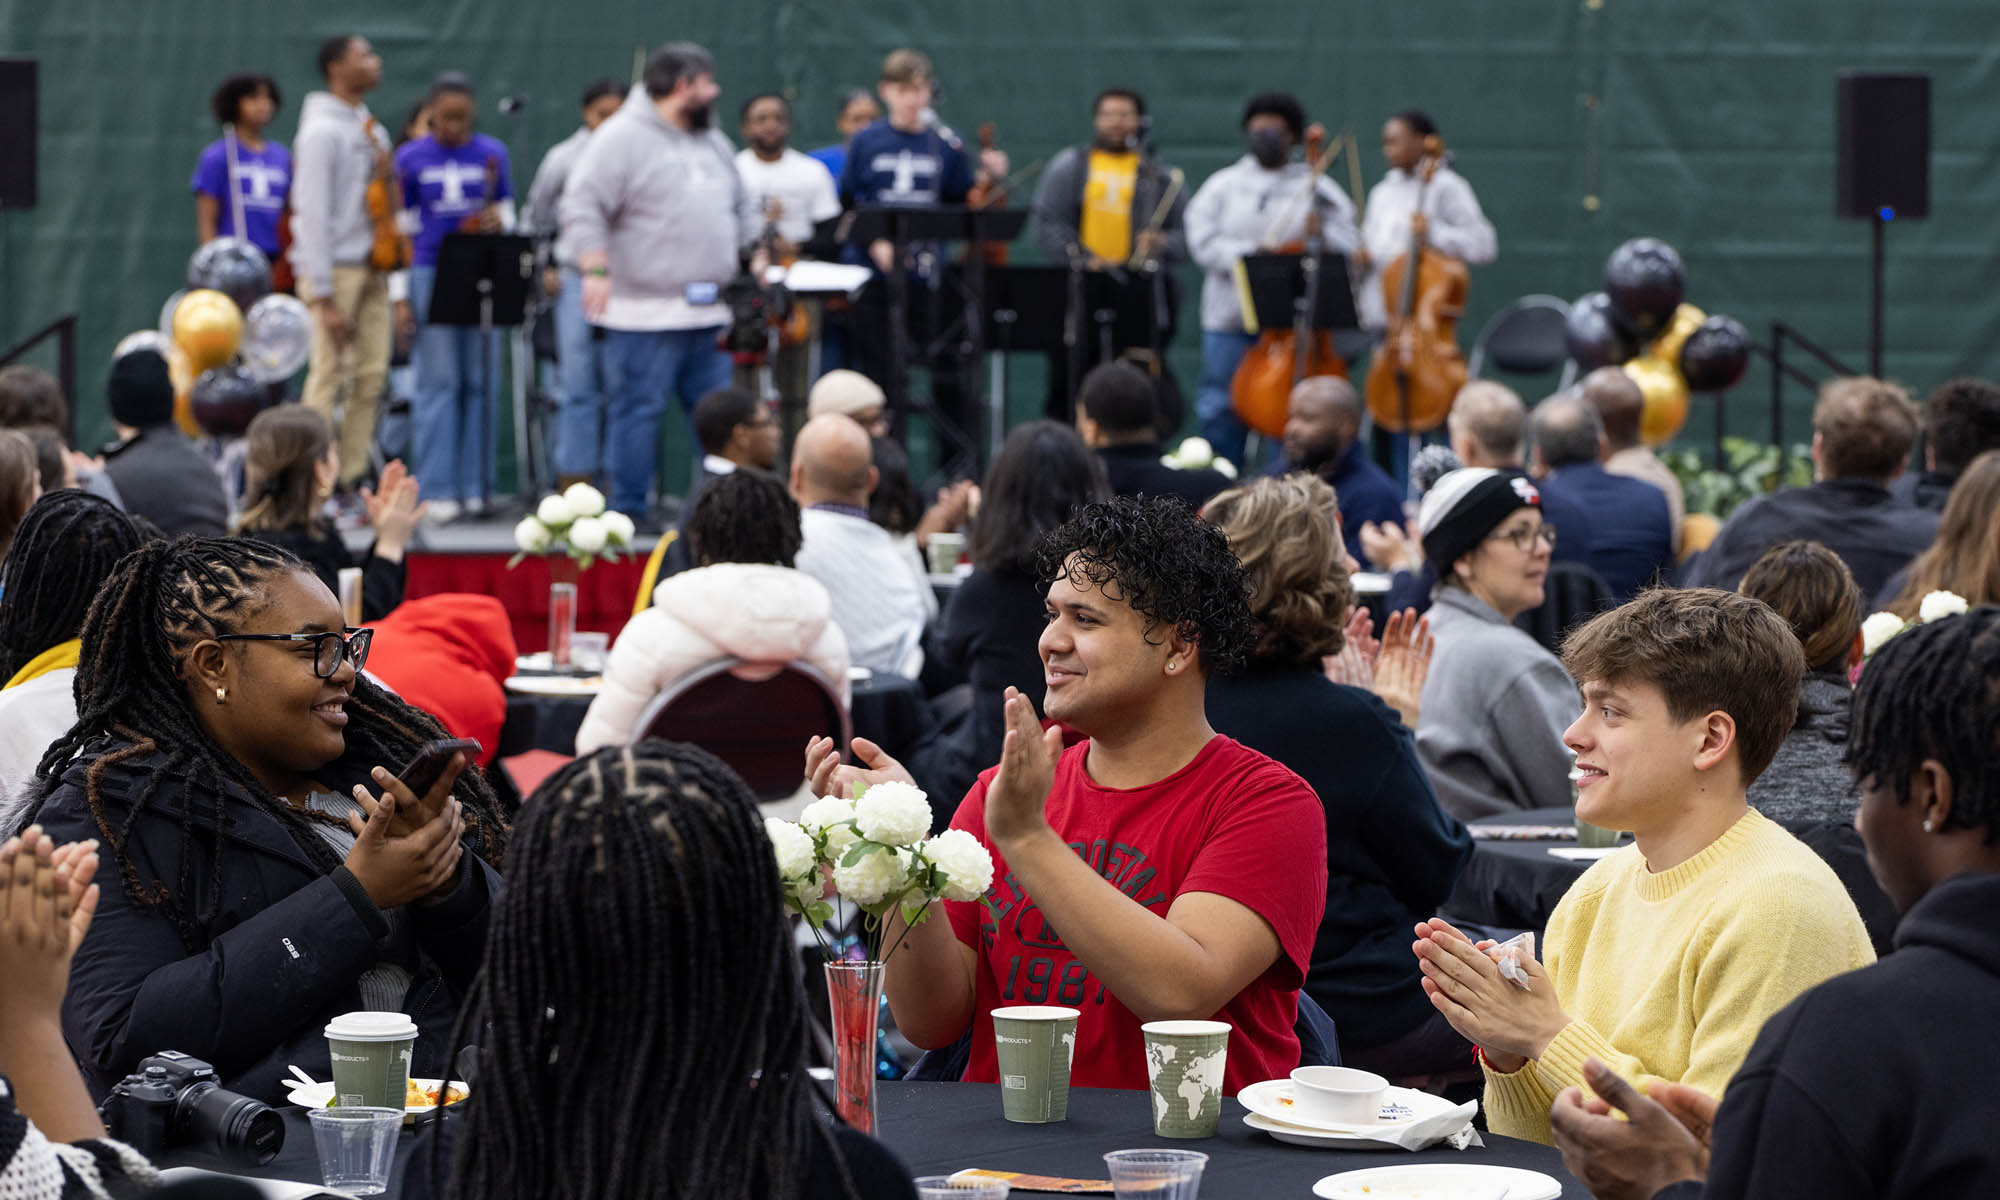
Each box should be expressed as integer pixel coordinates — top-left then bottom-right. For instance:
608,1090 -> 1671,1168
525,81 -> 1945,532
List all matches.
1483,807 -> 1875,1144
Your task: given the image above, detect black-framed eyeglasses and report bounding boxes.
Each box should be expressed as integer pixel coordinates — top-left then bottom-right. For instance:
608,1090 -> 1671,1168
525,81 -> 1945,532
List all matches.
217,628 -> 373,679
1486,524 -> 1558,553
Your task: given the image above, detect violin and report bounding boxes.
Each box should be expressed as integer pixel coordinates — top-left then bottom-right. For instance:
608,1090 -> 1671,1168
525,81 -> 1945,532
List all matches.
964,122 -> 1009,266
758,198 -> 813,347
1362,135 -> 1467,434
364,117 -> 408,273
1230,125 -> 1348,439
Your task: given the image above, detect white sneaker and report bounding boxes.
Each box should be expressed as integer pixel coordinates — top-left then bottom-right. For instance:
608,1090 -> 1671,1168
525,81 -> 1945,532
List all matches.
424,499 -> 463,524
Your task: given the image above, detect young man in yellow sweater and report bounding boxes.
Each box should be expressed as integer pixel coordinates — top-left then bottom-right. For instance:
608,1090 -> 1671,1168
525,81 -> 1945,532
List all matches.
1412,586 -> 1875,1145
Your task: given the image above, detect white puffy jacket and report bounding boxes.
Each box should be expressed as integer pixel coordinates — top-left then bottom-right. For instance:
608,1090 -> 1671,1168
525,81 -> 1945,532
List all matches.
574,563 -> 851,755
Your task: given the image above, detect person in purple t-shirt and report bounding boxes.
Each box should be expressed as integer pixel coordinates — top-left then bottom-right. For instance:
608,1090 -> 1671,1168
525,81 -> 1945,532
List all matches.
191,72 -> 292,259
394,72 -> 515,519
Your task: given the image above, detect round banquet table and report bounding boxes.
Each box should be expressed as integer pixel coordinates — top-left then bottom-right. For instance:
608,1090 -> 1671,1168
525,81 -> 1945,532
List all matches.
1442,807 -> 1631,935
159,1080 -> 1585,1198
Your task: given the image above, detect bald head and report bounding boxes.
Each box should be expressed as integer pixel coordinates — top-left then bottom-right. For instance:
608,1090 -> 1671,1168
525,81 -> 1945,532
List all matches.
789,413 -> 877,506
1581,367 -> 1646,451
1283,376 -> 1363,471
1447,381 -> 1525,468
1531,394 -> 1606,471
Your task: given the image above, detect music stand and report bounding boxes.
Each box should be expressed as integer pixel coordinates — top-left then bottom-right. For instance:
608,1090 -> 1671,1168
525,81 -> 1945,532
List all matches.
844,206 -> 1028,482
429,232 -> 534,508
1234,250 -> 1359,336
983,265 -> 1069,456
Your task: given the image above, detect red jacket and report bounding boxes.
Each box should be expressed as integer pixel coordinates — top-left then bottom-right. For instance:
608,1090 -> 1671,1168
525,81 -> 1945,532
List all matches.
365,594 -> 517,764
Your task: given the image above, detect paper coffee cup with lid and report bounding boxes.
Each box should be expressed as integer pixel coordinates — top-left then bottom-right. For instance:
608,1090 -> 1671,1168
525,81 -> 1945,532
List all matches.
325,1011 -> 419,1109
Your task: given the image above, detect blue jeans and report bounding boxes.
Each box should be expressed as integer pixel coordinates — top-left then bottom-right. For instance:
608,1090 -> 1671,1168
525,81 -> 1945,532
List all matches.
602,326 -> 731,516
408,266 -> 498,503
549,269 -> 612,480
1197,329 -> 1258,469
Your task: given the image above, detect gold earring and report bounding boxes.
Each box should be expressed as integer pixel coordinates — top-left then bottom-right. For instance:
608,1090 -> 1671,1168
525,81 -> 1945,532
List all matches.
215,687 -> 227,702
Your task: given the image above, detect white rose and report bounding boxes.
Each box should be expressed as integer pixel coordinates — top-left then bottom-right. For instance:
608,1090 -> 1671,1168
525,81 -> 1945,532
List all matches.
536,493 -> 574,527
1860,611 -> 1907,658
765,818 -> 817,881
1177,436 -> 1213,464
853,781 -> 933,847
512,516 -> 553,554
567,516 -> 608,555
798,795 -> 854,833
1918,590 -> 1969,623
832,845 -> 916,907
562,481 -> 607,518
1212,457 -> 1239,480
599,509 -> 636,547
921,829 -> 995,902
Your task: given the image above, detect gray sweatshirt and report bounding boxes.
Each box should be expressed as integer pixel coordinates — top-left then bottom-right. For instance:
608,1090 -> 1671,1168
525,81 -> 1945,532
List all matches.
1415,587 -> 1580,820
559,88 -> 756,312
1184,155 -> 1358,334
287,91 -> 392,302
523,124 -> 591,265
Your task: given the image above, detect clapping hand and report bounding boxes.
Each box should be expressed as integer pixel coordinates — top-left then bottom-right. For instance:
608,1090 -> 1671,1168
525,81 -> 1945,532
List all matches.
805,735 -> 915,799
0,827 -> 100,1029
1413,916 -> 1570,1069
361,459 -> 426,549
1371,609 -> 1433,728
1324,606 -> 1379,688
1360,519 -> 1421,573
1550,1059 -> 1714,1200
983,688 -> 1063,847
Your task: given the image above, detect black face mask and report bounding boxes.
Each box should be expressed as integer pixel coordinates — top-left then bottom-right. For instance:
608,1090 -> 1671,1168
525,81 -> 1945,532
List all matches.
1248,129 -> 1289,168
684,102 -> 714,131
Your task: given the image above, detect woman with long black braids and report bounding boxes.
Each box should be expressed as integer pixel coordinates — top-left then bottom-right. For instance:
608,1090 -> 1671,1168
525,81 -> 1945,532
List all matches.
24,536 -> 508,1103
433,742 -> 912,1200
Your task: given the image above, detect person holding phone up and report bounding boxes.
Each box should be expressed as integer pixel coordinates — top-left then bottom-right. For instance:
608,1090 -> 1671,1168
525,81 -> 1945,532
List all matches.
17,536 -> 510,1104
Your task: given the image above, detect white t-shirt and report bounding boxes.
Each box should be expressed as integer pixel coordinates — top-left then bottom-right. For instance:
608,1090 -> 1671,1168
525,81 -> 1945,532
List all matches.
734,148 -> 841,246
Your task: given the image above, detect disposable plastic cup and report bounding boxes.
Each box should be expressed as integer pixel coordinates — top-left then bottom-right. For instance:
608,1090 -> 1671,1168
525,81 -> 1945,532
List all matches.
914,1176 -> 1011,1199
1104,1149 -> 1208,1199
308,1106 -> 401,1195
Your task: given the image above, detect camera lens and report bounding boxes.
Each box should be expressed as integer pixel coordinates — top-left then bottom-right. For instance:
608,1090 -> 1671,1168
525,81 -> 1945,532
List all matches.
179,1081 -> 286,1165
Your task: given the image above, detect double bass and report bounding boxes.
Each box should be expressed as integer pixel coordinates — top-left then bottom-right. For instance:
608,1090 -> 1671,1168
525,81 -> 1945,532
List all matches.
1363,135 -> 1468,435
1230,125 -> 1348,439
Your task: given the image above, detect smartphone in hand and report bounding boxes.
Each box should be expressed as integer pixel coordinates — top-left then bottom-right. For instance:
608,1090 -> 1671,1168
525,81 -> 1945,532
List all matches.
397,738 -> 482,800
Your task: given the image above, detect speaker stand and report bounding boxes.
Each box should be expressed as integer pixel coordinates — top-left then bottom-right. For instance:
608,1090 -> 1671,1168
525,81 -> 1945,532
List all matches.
1869,213 -> 1885,378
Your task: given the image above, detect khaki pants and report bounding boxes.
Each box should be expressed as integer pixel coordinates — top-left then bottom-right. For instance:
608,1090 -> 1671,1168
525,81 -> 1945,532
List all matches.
301,265 -> 391,486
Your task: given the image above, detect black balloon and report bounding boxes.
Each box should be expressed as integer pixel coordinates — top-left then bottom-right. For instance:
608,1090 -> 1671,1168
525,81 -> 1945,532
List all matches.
1678,315 -> 1752,393
1564,291 -> 1640,369
190,361 -> 278,437
187,238 -> 273,312
1602,237 -> 1686,338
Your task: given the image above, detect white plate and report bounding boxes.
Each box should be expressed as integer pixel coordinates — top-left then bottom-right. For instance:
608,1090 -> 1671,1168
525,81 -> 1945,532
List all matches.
1244,1111 -> 1414,1150
504,674 -> 602,697
283,1077 -> 468,1116
1313,1163 -> 1563,1199
1237,1079 -> 1459,1135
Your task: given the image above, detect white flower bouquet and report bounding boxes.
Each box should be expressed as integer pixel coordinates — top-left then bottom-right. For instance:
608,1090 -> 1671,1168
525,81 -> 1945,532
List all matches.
1860,590 -> 1969,660
1161,435 -> 1238,480
765,780 -> 995,963
508,482 -> 634,571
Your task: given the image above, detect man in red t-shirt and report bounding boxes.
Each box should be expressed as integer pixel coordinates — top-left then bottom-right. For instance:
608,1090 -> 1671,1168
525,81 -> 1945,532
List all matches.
808,497 -> 1328,1094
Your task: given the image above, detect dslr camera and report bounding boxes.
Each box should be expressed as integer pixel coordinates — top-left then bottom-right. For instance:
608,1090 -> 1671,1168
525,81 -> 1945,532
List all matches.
100,1050 -> 285,1165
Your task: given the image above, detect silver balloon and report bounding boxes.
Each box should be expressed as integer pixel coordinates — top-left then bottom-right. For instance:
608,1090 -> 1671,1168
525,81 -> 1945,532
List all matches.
158,289 -> 189,341
113,329 -> 169,361
239,294 -> 313,384
187,237 -> 273,311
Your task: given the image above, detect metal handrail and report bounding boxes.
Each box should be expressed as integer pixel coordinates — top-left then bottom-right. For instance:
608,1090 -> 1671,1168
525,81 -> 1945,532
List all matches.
0,313 -> 78,444
1741,321 -> 1858,471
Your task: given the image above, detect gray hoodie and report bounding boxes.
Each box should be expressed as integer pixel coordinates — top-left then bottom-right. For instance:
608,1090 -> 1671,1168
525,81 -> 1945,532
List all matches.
287,91 -> 392,302
1184,155 -> 1358,334
559,86 -> 756,319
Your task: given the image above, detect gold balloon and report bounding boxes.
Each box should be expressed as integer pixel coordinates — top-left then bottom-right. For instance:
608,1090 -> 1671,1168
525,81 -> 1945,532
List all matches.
1678,511 -> 1721,562
170,288 -> 243,374
1623,355 -> 1690,447
1647,302 -> 1707,371
166,345 -> 201,437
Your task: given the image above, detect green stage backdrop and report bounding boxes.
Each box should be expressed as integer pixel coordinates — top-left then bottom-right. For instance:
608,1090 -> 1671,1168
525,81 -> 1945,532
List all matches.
1,1 -> 1993,477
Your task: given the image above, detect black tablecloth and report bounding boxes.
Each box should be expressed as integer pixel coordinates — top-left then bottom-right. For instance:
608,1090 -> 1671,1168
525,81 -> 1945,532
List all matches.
500,671 -> 929,759
878,1081 -> 1585,1197
163,1082 -> 1583,1198
1443,807 -> 1629,934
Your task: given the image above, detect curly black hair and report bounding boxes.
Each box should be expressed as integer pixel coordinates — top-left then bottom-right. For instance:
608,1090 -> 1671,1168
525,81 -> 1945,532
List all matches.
1848,605 -> 2000,843
686,470 -> 802,568
210,72 -> 281,127
1035,495 -> 1255,675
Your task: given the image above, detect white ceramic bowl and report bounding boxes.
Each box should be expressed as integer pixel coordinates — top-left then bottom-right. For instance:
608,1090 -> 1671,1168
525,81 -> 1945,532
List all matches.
1289,1065 -> 1389,1126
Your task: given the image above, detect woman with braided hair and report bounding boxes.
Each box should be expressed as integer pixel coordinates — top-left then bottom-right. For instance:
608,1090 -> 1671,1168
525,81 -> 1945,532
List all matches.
24,535 -> 507,1103
432,741 -> 912,1200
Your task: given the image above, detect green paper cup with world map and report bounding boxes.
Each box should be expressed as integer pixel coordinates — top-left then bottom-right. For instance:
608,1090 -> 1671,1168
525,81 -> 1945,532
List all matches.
1140,1020 -> 1230,1138
992,1005 -> 1079,1123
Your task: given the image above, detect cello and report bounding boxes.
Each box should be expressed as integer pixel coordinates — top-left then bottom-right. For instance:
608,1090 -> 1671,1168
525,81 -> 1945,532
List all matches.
1229,125 -> 1348,439
1362,135 -> 1468,435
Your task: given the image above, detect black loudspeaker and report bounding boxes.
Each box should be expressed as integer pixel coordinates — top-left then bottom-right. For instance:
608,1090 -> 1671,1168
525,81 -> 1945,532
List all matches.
0,58 -> 35,210
1836,71 -> 1929,221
